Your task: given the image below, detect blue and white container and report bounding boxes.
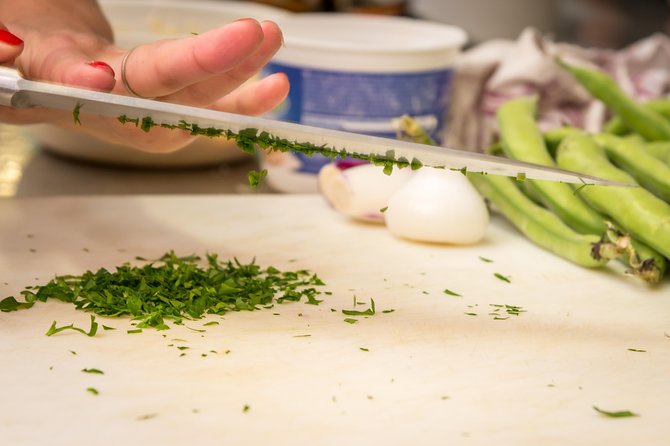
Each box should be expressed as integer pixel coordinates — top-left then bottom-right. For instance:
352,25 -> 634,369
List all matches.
260,13 -> 467,193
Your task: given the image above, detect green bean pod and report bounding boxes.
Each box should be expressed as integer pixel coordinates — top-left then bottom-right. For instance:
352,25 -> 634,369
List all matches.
644,141 -> 670,165
558,60 -> 670,141
467,173 -> 607,268
556,132 -> 670,259
604,98 -> 670,135
542,128 -> 666,280
595,133 -> 670,202
497,96 -> 606,234
544,127 -> 580,158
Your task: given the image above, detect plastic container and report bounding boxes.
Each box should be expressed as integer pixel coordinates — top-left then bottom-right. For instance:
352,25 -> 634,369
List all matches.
259,13 -> 467,192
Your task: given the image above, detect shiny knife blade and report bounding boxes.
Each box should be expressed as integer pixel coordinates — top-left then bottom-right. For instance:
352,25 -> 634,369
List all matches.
0,67 -> 627,186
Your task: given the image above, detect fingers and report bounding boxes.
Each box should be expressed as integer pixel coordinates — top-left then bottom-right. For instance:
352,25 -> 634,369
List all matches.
113,19 -> 283,105
213,72 -> 289,116
17,32 -> 117,91
159,20 -> 284,106
0,26 -> 24,65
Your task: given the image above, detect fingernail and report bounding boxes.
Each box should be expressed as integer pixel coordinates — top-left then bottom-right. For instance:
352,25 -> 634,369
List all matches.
88,61 -> 115,77
0,29 -> 23,46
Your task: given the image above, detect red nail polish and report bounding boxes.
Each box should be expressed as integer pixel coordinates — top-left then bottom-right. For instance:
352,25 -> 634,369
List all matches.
0,29 -> 23,46
88,61 -> 115,77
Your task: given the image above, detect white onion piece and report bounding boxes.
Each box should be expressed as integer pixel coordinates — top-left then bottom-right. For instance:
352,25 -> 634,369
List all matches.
319,163 -> 412,223
385,169 -> 489,244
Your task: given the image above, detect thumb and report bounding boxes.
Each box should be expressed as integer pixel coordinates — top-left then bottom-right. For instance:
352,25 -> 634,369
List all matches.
0,25 -> 24,64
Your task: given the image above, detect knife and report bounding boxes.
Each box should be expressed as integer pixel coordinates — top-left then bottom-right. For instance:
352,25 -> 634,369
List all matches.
0,66 -> 625,186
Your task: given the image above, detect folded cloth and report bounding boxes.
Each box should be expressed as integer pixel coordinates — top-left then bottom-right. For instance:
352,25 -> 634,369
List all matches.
445,28 -> 670,152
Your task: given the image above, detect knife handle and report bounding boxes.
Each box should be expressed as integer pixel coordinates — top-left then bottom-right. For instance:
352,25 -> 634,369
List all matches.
0,66 -> 21,107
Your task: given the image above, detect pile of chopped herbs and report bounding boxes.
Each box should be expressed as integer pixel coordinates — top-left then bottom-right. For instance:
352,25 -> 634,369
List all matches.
0,251 -> 326,330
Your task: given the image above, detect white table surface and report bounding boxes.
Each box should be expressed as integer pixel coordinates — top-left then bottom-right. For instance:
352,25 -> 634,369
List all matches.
1,194 -> 668,446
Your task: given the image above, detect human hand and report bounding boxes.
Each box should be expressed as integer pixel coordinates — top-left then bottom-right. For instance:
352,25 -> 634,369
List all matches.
0,0 -> 288,152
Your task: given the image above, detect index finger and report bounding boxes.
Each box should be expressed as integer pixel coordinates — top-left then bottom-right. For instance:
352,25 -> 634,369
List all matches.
110,19 -> 266,99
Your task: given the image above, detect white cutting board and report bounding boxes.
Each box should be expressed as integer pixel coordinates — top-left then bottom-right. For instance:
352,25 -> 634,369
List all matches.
0,195 -> 668,446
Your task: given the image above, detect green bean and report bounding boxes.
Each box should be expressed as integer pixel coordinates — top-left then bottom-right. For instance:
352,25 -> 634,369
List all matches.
644,141 -> 670,165
467,173 -> 607,268
544,127 -> 580,158
595,133 -> 670,202
540,126 -> 666,280
558,60 -> 670,141
556,132 -> 670,259
604,98 -> 670,135
497,97 -> 606,234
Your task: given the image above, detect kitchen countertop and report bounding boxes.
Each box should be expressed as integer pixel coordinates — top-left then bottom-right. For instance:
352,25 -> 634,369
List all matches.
1,194 -> 669,446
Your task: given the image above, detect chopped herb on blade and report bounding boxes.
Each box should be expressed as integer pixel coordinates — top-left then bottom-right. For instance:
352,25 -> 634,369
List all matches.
3,252 -> 327,331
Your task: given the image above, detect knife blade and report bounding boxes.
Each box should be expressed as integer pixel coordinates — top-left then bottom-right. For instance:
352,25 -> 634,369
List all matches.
0,67 -> 626,186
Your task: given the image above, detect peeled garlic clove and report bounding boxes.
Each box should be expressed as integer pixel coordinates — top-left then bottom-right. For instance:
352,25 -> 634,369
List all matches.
385,169 -> 489,244
319,162 -> 412,223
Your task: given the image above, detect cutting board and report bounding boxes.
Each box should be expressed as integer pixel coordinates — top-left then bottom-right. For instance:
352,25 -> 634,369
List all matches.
1,195 -> 668,446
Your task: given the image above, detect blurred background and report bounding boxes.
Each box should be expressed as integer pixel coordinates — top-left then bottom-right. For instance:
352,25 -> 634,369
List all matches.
247,0 -> 670,48
2,0 -> 670,197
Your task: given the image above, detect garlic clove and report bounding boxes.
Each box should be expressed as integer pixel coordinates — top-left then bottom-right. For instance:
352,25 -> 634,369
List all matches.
385,169 -> 489,244
319,162 -> 412,223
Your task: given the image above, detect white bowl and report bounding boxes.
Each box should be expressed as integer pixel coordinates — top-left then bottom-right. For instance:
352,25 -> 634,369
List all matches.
27,0 -> 290,168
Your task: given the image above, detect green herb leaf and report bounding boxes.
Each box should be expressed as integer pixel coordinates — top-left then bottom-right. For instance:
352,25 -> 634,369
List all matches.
478,256 -> 493,263
81,368 -> 104,374
73,103 -> 82,125
86,387 -> 99,395
494,273 -> 511,283
443,288 -> 462,297
342,298 -> 375,316
0,296 -> 35,312
343,318 -> 358,324
593,406 -> 639,418
45,315 -> 98,337
248,169 -> 268,188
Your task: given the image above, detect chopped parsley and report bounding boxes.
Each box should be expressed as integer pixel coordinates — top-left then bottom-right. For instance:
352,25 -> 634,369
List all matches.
73,103 -> 82,125
4,252 -> 326,331
115,114 -> 431,177
86,387 -> 99,396
248,169 -> 268,188
81,368 -> 104,374
443,288 -> 462,297
494,273 -> 511,283
593,406 -> 638,418
342,298 -> 375,316
46,315 -> 98,337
